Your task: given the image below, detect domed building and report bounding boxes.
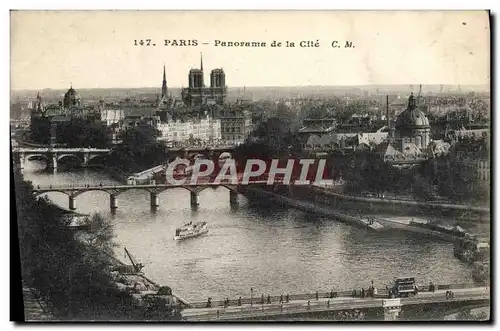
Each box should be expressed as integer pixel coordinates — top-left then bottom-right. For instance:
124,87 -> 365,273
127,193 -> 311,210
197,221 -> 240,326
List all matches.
377,93 -> 431,166
394,92 -> 431,149
63,85 -> 81,109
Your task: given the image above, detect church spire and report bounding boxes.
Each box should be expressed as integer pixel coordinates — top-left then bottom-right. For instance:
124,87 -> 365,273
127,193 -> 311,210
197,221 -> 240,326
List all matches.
200,52 -> 203,71
161,65 -> 167,98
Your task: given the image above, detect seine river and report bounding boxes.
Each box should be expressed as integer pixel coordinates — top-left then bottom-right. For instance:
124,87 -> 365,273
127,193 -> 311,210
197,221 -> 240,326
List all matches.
22,161 -> 475,302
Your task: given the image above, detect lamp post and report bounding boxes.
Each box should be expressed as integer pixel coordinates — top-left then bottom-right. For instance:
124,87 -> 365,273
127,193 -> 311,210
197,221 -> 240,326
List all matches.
250,287 -> 253,307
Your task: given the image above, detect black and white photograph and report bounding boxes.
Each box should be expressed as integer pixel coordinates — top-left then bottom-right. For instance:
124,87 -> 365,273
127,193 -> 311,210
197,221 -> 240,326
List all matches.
9,10 -> 491,322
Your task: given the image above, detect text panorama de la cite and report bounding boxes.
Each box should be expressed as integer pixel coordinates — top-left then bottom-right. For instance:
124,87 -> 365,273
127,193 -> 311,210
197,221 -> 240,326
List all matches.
133,39 -> 355,49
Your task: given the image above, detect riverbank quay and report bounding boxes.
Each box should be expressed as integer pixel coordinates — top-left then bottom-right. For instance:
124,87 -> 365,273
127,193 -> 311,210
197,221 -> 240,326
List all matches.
242,186 -> 372,228
241,186 -> 487,240
309,184 -> 489,217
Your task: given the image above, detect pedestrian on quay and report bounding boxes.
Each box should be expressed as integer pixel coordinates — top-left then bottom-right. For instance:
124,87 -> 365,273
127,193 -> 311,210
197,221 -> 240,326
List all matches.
307,300 -> 310,310
316,291 -> 319,300
279,294 -> 283,304
237,297 -> 242,306
361,288 -> 365,298
267,294 -> 271,304
261,294 -> 264,305
286,294 -> 290,303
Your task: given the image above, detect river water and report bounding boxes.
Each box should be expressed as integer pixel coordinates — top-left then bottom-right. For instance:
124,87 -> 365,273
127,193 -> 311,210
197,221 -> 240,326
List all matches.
21,161 -> 475,302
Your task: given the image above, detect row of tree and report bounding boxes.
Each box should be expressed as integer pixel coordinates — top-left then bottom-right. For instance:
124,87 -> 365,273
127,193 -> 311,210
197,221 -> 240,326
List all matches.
30,117 -> 109,148
34,116 -> 171,174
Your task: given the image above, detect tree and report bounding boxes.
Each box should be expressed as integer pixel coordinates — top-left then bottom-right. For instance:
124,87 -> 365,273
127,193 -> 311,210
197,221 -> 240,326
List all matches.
105,122 -> 169,173
249,116 -> 299,157
414,175 -> 433,200
306,106 -> 329,119
30,117 -> 51,144
58,117 -> 108,148
13,170 -> 147,320
455,309 -> 489,321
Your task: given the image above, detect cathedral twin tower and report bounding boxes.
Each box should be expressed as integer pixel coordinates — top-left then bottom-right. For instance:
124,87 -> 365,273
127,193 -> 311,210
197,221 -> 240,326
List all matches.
162,54 -> 227,107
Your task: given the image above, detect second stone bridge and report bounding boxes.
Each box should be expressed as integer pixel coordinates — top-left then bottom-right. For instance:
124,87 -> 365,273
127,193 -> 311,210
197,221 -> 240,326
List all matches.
32,181 -> 269,211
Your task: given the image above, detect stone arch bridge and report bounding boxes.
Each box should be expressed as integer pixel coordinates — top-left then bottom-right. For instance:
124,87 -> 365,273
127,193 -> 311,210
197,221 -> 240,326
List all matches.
32,181 -> 263,211
12,148 -> 111,170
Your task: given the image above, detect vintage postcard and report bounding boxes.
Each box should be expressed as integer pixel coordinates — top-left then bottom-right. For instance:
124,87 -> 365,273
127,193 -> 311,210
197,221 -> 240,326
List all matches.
10,10 -> 490,322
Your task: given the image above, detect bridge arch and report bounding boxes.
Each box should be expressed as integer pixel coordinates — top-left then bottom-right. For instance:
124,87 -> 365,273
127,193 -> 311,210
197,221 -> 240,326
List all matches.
71,188 -> 116,198
34,190 -> 71,197
87,153 -> 108,166
218,152 -> 233,160
191,184 -> 238,195
57,154 -> 84,166
113,187 -> 162,197
25,154 -> 50,162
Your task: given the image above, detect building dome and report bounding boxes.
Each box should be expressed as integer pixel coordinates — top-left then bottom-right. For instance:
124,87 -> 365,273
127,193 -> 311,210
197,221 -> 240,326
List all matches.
63,85 -> 80,109
393,92 -> 432,150
395,93 -> 430,131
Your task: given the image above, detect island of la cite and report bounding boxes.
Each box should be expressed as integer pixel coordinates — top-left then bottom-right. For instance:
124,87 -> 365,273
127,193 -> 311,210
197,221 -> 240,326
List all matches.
10,10 -> 490,322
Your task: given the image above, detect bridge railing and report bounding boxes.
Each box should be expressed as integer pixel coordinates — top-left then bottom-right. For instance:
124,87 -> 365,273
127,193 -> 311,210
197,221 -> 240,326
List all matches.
13,148 -> 111,152
32,180 -> 272,191
437,283 -> 489,290
187,282 -> 489,309
184,291 -> 490,320
188,300 -> 382,320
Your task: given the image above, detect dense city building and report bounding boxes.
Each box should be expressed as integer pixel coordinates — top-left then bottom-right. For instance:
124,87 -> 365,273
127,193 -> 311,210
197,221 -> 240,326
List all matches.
298,116 -> 390,152
28,86 -> 114,145
297,118 -> 337,149
156,116 -> 221,144
217,106 -> 253,145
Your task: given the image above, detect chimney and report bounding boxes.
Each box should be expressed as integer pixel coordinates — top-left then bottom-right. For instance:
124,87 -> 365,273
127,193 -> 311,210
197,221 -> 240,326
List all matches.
386,95 -> 390,128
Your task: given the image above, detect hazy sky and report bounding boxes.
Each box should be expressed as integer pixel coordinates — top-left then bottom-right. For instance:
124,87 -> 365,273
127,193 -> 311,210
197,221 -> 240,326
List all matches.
11,10 -> 490,90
